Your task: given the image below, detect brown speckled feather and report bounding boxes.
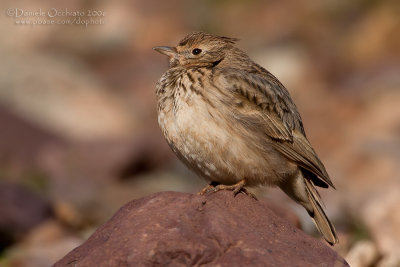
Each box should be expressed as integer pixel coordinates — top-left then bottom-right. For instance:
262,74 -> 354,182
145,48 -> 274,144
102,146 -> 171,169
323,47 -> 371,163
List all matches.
214,68 -> 334,188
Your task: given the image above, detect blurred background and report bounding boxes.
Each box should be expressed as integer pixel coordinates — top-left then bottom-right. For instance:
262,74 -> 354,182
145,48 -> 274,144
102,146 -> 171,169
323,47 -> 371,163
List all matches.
0,0 -> 399,266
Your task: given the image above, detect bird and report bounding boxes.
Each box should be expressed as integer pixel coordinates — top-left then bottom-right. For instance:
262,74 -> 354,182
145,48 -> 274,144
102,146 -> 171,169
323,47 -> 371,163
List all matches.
153,32 -> 338,245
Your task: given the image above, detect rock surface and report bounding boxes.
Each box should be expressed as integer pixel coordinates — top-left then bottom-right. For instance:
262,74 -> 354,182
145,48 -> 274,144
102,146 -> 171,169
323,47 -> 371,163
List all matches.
54,191 -> 348,267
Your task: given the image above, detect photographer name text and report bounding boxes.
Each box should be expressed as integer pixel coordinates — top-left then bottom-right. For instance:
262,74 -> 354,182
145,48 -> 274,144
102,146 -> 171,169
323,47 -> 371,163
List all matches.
5,8 -> 106,27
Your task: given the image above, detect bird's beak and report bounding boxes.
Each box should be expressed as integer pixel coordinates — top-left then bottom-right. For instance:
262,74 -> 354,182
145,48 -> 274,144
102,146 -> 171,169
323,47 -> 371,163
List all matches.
152,46 -> 177,57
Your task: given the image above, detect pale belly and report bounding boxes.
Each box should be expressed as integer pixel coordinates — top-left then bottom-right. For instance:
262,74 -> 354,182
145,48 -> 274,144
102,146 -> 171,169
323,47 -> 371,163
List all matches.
158,96 -> 297,187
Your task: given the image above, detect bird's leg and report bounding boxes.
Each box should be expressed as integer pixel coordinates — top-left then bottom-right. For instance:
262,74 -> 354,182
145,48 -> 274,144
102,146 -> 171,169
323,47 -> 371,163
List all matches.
198,181 -> 220,195
211,179 -> 258,200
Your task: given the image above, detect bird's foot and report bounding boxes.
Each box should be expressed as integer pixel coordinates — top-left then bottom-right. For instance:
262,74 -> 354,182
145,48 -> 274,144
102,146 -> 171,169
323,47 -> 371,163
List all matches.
198,179 -> 257,200
214,179 -> 246,195
198,181 -> 220,195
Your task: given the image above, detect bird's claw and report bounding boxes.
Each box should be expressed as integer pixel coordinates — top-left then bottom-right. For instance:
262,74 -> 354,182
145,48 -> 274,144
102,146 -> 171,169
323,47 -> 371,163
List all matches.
198,180 -> 257,200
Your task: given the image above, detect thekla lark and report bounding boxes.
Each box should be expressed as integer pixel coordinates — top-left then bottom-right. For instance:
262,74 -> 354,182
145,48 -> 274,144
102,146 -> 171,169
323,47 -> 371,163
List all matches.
153,32 -> 338,245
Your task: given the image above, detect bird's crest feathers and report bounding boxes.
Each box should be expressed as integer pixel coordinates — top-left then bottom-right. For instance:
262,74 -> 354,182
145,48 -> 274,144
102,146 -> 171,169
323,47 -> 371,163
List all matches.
178,32 -> 239,47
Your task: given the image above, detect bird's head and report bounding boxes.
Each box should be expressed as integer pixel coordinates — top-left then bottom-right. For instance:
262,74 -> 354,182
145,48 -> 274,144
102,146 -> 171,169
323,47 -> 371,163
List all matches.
153,32 -> 239,68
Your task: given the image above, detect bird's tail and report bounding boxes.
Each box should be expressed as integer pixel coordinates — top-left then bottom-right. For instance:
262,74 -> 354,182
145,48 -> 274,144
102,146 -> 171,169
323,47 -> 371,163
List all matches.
303,178 -> 338,245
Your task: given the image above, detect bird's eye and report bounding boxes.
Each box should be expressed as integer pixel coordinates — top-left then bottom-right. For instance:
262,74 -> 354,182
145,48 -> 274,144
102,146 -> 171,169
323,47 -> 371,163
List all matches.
192,48 -> 202,55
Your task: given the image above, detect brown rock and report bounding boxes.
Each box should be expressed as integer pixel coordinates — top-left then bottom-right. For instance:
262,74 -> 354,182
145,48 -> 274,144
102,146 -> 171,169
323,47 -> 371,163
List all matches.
54,191 -> 347,267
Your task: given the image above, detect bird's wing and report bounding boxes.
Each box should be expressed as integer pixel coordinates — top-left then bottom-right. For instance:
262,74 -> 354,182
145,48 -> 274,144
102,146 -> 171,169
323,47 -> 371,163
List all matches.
214,68 -> 334,188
